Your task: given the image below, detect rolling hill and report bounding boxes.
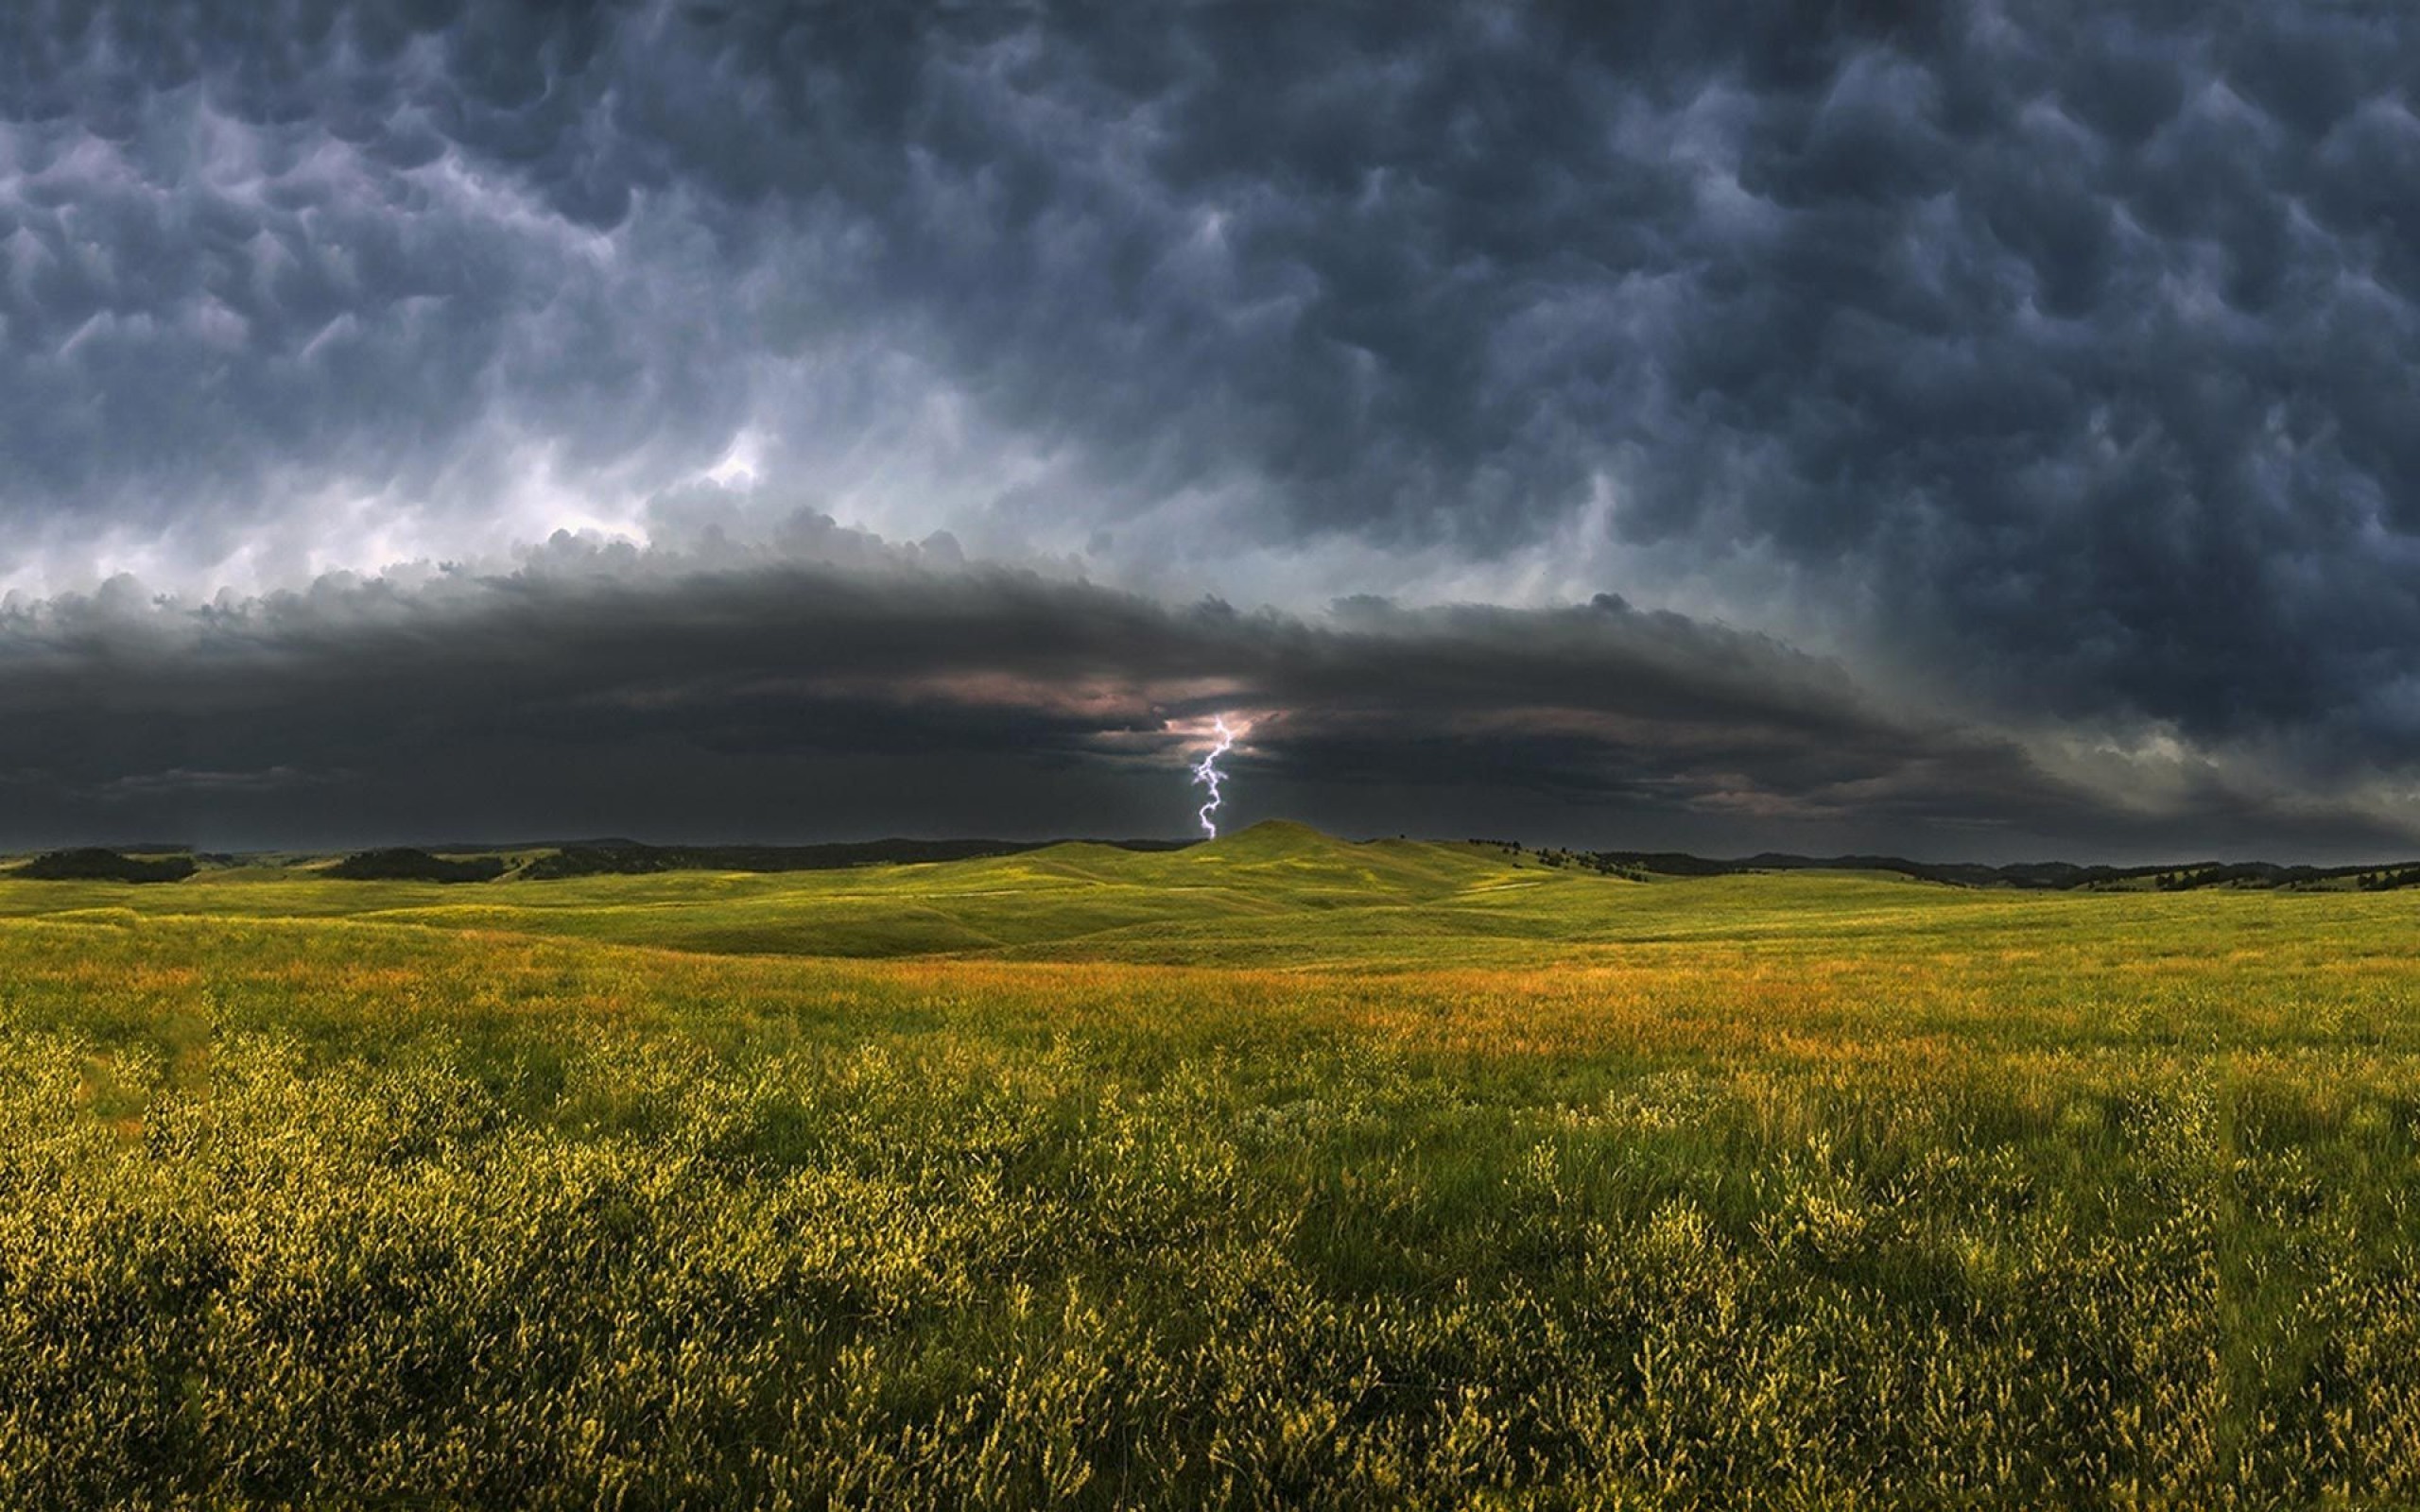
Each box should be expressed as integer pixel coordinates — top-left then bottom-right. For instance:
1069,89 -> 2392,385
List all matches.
2,819 -> 2408,971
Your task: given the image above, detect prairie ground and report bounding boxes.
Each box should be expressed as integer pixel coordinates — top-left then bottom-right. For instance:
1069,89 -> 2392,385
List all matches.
5,822 -> 2419,1508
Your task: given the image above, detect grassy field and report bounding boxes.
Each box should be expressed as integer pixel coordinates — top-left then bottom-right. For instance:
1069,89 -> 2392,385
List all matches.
5,821 -> 2419,1507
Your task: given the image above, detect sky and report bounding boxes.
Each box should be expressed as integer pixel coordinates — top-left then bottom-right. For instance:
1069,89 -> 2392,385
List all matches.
3,1 -> 2417,858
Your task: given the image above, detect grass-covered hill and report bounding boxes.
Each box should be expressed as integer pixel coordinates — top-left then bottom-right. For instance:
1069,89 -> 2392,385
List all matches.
9,820 -> 2420,1503
3,818 -> 2410,969
0,821 -> 1575,962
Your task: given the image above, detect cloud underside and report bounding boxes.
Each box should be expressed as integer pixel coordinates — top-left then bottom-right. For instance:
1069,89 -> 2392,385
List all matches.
5,5 -> 2420,844
0,552 -> 2403,860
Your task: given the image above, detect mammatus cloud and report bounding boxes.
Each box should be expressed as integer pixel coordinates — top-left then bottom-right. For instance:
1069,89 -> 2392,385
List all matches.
0,534 -> 2408,859
4,5 -> 2418,846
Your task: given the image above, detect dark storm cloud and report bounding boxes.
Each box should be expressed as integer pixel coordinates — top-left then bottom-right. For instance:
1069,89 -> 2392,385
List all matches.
6,3 -> 2420,832
0,541 -> 2399,858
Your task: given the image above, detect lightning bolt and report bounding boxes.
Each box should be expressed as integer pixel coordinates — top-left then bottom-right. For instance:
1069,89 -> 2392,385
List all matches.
1190,715 -> 1235,838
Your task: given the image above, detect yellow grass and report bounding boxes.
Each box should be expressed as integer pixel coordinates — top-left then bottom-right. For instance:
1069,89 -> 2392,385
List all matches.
4,835 -> 2419,1505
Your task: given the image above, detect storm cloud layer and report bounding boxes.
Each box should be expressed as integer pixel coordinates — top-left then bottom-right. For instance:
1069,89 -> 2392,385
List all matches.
4,3 -> 2419,850
0,540 -> 2394,859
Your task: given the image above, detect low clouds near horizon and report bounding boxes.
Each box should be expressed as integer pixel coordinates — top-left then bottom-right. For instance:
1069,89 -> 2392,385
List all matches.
0,533 -> 2402,862
3,3 -> 2417,856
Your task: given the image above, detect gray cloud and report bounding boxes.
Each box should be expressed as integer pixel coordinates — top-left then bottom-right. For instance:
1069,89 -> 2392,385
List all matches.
4,3 -> 2419,843
0,537 -> 2402,859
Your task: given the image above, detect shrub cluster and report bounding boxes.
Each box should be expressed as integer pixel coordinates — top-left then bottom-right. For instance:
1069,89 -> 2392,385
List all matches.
328,849 -> 510,884
15,849 -> 197,883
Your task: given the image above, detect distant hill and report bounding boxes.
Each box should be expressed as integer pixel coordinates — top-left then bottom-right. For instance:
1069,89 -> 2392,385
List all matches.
9,824 -> 2419,971
312,836 -> 1195,882
15,848 -> 199,883
1562,849 -> 2420,892
519,837 -> 1196,879
12,826 -> 2414,892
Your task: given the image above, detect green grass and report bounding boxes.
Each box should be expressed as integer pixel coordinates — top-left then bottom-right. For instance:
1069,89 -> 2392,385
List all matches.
4,822 -> 2420,1506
